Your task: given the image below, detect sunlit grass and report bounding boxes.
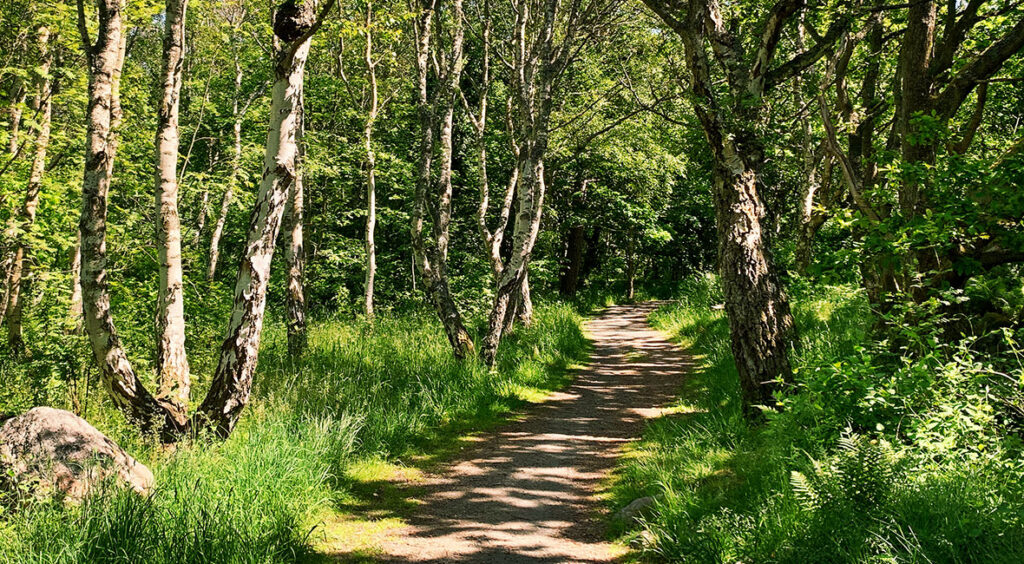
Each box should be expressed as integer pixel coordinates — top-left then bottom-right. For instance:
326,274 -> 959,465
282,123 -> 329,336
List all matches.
1,303 -> 589,563
610,275 -> 1024,562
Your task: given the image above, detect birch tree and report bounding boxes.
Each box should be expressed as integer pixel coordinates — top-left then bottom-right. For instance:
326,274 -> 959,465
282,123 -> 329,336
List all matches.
5,24 -> 52,353
76,0 -> 188,434
410,0 -> 474,358
153,0 -> 191,420
197,0 -> 335,436
640,0 -> 850,416
479,0 -> 619,366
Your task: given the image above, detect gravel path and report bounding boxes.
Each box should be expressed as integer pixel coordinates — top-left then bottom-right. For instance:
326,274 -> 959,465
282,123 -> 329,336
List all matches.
377,302 -> 691,563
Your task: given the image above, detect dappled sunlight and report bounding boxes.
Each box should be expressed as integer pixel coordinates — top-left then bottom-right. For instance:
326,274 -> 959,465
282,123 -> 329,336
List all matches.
321,302 -> 694,563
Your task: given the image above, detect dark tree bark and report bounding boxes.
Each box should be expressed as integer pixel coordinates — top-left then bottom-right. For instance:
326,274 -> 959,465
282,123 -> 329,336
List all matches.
640,0 -> 834,416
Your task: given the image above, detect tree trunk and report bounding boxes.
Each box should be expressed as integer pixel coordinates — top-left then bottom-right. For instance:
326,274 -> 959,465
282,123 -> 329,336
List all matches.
77,0 -> 185,436
795,156 -> 830,276
70,231 -> 83,334
560,224 -> 584,297
6,75 -> 24,156
480,153 -> 546,367
363,3 -> 378,319
516,270 -> 533,327
479,0 -> 565,367
625,226 -> 637,300
207,56 -> 244,281
283,85 -> 306,359
6,25 -> 52,354
197,1 -> 330,437
713,163 -> 795,416
153,0 -> 190,420
410,0 -> 474,358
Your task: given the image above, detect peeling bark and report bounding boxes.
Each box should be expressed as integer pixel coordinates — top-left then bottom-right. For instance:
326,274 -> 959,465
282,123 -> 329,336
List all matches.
410,0 -> 474,358
283,84 -> 306,358
197,0 -> 334,437
77,0 -> 185,436
362,1 -> 378,319
153,0 -> 191,421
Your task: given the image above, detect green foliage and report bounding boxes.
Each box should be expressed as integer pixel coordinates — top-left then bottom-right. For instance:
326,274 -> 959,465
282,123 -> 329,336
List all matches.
611,275 -> 1024,563
0,304 -> 588,562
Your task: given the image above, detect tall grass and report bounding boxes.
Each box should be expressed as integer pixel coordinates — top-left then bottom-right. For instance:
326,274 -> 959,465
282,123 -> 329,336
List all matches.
1,303 -> 588,563
611,275 -> 1024,563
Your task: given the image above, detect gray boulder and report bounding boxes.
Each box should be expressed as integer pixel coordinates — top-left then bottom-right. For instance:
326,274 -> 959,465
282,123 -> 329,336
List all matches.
0,407 -> 154,503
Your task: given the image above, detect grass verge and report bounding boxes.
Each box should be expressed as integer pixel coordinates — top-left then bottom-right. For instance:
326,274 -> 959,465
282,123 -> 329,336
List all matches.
610,274 -> 1024,563
0,303 -> 589,563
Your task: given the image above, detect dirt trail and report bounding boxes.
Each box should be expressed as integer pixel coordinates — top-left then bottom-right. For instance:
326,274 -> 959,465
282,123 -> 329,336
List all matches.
377,302 -> 691,563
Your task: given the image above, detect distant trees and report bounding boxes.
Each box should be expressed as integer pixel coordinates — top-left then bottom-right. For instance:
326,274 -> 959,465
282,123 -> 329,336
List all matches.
3,0 -> 1019,433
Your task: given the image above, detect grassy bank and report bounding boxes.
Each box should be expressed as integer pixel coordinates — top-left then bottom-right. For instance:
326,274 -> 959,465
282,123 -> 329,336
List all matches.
0,303 -> 588,563
611,275 -> 1024,563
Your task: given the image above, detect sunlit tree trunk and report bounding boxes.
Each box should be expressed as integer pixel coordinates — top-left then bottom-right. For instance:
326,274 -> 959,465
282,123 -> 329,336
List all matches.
283,85 -> 306,358
77,0 -> 184,435
640,0 -> 815,416
410,0 -> 474,358
197,0 -> 333,437
362,1 -> 378,319
153,0 -> 191,419
6,25 -> 52,353
70,231 -> 83,333
480,0 -> 567,366
6,75 -> 24,156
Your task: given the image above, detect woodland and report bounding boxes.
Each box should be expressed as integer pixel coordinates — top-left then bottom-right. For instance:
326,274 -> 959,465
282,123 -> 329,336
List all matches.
0,0 -> 1022,561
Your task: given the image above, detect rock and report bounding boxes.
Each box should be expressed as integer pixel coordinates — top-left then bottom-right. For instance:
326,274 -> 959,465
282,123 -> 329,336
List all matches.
0,407 -> 154,503
273,0 -> 317,42
614,496 -> 657,524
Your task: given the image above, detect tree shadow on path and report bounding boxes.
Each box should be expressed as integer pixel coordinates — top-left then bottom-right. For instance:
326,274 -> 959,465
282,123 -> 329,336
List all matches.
332,302 -> 694,563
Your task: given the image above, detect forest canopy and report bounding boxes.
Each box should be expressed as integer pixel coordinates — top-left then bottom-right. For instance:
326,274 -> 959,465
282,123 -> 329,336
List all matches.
1,0 -> 1022,561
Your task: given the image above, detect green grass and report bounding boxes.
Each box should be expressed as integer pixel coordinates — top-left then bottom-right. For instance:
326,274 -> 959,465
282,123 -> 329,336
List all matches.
610,275 -> 1024,563
0,303 -> 589,563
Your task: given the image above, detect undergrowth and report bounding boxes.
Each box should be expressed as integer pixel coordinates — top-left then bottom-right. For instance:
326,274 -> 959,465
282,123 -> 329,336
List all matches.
611,274 -> 1024,563
0,303 -> 588,563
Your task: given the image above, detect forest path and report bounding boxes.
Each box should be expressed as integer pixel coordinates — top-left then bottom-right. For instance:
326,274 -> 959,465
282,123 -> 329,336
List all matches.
372,302 -> 691,563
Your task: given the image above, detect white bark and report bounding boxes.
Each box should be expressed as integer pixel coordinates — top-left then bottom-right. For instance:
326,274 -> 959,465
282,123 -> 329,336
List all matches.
284,82 -> 306,357
198,0 -> 333,436
363,1 -> 378,319
77,0 -> 181,435
153,0 -> 191,420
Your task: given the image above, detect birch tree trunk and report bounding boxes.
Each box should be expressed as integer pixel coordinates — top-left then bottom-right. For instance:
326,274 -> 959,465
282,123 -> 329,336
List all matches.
6,25 -> 52,353
197,0 -> 333,437
479,0 -> 566,366
283,84 -> 306,359
410,0 -> 474,358
77,0 -> 185,436
153,0 -> 191,420
362,1 -> 378,319
6,75 -> 24,156
70,231 -> 83,333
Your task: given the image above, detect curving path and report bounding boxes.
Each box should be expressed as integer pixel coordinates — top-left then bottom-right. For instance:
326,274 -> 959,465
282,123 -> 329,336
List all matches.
377,302 -> 692,563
